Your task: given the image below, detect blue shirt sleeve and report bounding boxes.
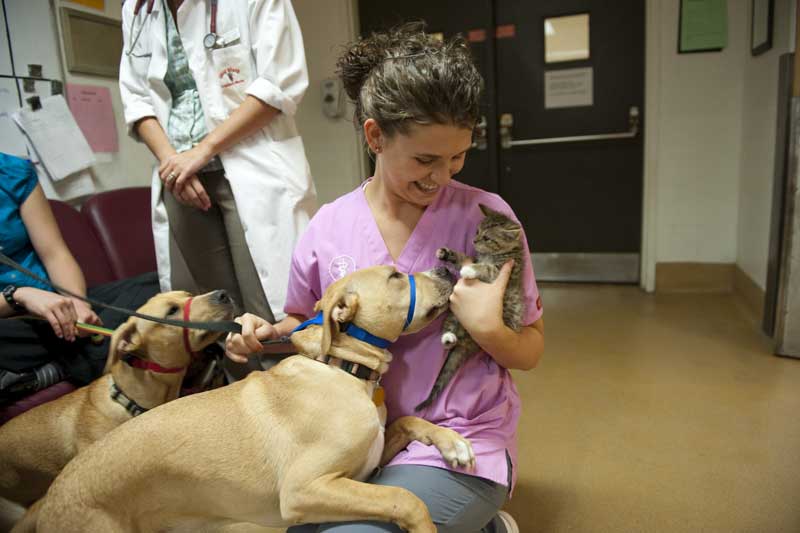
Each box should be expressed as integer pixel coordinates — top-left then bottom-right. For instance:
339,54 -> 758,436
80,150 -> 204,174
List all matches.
0,153 -> 38,206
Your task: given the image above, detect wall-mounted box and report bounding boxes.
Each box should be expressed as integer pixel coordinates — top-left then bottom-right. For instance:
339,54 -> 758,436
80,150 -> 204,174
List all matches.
60,7 -> 122,78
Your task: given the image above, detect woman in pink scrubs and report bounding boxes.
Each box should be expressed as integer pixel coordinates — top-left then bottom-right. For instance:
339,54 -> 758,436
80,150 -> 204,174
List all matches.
226,24 -> 544,533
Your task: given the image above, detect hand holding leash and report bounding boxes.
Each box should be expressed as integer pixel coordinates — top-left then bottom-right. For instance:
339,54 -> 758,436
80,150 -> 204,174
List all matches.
13,286 -> 79,341
69,298 -> 103,336
2,250 -> 291,351
226,313 -> 280,363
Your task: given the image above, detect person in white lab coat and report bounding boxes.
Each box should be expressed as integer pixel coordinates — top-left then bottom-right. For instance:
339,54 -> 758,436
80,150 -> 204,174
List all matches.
119,0 -> 317,375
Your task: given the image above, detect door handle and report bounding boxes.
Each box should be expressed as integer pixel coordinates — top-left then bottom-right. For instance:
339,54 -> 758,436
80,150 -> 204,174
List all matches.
500,106 -> 640,148
471,115 -> 488,150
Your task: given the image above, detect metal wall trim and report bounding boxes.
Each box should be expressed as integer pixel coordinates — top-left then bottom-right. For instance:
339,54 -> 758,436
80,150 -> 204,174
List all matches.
764,53 -> 794,337
774,98 -> 800,358
531,253 -> 640,283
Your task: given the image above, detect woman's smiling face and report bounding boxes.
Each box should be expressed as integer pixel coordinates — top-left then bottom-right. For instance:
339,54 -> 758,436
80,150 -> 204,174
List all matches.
366,120 -> 474,207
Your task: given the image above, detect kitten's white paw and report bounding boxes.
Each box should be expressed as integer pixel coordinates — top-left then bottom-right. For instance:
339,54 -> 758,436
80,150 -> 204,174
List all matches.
441,332 -> 457,347
460,265 -> 478,279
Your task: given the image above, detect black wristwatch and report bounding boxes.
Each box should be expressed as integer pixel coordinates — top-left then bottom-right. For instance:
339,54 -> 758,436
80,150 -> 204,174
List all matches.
2,285 -> 26,313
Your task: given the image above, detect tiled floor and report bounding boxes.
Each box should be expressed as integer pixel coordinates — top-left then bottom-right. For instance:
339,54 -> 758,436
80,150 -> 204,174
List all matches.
505,284 -> 800,532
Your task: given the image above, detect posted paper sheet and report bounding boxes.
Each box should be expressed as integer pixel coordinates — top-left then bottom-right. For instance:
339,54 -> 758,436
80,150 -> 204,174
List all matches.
12,95 -> 96,181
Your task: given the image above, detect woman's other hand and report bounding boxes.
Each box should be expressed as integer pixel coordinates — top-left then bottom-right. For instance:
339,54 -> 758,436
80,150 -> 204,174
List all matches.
448,260 -> 514,340
159,145 -> 214,209
225,313 -> 278,363
158,148 -> 211,211
13,287 -> 79,341
171,175 -> 211,211
70,298 -> 103,336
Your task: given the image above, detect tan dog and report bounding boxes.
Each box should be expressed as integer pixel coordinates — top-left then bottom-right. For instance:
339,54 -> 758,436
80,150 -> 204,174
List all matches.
35,266 -> 475,533
0,290 -> 234,513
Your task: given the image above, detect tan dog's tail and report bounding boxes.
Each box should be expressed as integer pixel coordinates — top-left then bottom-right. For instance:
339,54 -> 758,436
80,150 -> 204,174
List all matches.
103,319 -> 138,374
8,497 -> 42,533
0,497 -> 26,533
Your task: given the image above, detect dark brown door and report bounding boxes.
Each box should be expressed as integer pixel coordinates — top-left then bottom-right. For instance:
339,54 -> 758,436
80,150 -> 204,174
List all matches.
358,1 -> 645,283
495,1 -> 644,282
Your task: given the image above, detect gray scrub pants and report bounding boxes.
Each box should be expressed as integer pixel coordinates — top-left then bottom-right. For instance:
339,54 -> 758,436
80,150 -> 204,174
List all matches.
163,169 -> 273,377
287,465 -> 511,533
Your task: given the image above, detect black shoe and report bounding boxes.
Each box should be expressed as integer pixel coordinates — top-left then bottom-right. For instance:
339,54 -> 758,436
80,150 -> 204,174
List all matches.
0,362 -> 66,406
0,369 -> 38,405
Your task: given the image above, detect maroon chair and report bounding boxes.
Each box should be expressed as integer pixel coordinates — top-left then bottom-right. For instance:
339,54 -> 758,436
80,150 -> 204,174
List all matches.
0,202 -> 113,425
0,382 -> 76,425
0,190 -> 156,426
48,200 -> 116,288
81,187 -> 157,280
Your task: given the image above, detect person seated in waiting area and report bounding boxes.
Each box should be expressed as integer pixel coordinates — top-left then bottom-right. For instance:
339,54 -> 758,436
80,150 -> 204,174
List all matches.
0,152 -> 160,403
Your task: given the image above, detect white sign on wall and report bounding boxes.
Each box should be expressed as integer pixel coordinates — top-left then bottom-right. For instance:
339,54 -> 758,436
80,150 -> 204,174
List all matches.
545,67 -> 593,109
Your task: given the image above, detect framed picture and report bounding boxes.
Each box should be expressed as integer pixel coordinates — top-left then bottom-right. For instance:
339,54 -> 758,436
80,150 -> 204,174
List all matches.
60,7 -> 123,78
751,0 -> 774,56
678,0 -> 728,54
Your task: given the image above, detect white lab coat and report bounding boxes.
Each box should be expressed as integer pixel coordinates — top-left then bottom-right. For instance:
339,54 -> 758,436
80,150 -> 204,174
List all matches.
119,0 -> 316,320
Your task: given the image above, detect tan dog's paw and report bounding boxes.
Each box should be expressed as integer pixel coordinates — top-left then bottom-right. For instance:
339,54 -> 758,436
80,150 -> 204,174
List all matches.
430,428 -> 475,470
396,494 -> 436,533
408,522 -> 437,533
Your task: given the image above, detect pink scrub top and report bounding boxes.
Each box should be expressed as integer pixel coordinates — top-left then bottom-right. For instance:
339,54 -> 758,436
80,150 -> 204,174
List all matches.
284,179 -> 543,490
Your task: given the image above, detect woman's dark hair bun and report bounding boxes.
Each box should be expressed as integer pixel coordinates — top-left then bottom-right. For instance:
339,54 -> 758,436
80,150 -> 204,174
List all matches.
336,28 -> 397,102
336,22 -> 425,102
336,21 -> 483,137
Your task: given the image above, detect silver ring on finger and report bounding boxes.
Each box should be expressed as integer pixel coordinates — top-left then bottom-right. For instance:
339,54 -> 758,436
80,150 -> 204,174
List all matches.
167,172 -> 177,182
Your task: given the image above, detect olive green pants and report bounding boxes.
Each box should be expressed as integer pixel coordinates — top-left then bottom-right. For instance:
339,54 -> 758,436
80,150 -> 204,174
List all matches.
163,170 -> 274,378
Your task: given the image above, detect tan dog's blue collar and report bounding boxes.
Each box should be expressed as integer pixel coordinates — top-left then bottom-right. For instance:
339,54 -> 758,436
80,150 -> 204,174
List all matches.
109,382 -> 148,417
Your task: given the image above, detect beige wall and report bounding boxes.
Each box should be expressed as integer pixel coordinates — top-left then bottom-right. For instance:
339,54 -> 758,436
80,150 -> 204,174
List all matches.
642,0 -> 791,292
292,0 -> 365,206
648,0 -> 747,267
737,0 -> 794,290
53,0 -> 155,191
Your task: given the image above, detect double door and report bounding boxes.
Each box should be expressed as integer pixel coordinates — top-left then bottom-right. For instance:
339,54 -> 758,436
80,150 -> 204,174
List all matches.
360,0 -> 645,282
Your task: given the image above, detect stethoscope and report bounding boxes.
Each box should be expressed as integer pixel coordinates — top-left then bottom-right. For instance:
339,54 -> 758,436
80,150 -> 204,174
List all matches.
126,0 -> 220,57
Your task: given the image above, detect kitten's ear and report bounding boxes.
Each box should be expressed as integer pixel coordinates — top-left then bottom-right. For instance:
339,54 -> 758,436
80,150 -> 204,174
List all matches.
478,204 -> 499,217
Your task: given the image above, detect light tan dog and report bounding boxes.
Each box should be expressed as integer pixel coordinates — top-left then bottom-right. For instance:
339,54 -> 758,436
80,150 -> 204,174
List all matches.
35,266 -> 475,533
0,290 -> 234,513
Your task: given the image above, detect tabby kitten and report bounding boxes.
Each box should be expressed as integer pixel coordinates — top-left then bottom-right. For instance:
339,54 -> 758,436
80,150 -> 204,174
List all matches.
415,204 -> 526,411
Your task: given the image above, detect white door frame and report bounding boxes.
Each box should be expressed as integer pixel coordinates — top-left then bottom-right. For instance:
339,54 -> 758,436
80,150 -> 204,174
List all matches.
640,0 -> 661,293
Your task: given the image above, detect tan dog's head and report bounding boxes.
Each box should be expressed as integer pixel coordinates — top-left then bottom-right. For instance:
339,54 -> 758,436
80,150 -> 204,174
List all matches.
104,290 -> 235,373
304,265 -> 454,356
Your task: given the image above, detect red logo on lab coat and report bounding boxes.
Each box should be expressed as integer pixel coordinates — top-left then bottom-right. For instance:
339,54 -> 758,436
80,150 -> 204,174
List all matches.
219,67 -> 245,88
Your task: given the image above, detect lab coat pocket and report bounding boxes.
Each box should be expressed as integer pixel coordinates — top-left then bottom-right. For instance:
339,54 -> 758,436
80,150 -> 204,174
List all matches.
126,9 -> 157,60
268,136 -> 313,199
210,44 -> 252,115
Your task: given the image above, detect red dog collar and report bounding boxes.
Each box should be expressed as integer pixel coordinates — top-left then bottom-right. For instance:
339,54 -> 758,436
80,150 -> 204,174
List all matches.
120,297 -> 199,374
182,297 -> 201,359
122,353 -> 184,374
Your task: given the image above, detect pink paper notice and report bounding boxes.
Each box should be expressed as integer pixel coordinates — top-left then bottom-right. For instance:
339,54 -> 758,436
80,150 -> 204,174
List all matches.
66,84 -> 119,153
